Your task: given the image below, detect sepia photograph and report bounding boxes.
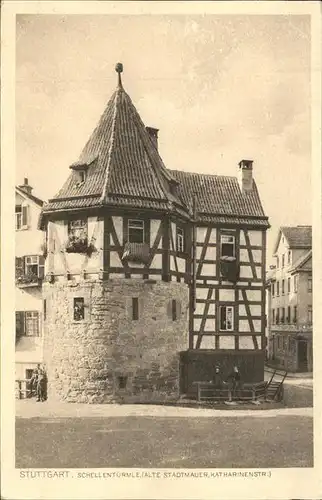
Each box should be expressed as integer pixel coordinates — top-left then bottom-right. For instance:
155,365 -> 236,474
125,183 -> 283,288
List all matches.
1,1 -> 321,500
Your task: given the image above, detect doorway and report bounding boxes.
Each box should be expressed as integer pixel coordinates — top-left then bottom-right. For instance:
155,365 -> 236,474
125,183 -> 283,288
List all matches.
297,341 -> 308,372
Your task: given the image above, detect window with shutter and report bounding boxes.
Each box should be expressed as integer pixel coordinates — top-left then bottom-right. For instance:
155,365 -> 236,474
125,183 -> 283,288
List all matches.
22,205 -> 29,228
25,311 -> 40,336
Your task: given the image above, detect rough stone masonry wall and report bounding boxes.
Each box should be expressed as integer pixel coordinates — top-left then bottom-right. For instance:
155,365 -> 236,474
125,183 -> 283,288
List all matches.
43,279 -> 189,403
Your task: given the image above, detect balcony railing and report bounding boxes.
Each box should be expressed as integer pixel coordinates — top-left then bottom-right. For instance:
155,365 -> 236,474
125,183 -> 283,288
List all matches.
122,242 -> 150,265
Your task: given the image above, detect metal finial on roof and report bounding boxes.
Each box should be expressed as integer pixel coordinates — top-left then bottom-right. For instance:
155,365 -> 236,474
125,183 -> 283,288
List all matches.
115,62 -> 123,88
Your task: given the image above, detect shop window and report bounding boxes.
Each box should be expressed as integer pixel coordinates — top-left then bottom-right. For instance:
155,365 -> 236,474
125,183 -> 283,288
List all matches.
176,227 -> 185,253
132,298 -> 139,320
128,219 -> 144,244
220,234 -> 235,258
73,297 -> 85,321
219,306 -> 234,331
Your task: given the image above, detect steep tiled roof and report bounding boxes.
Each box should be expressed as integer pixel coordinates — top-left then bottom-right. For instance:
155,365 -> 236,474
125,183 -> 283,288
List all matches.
171,170 -> 267,222
281,226 -> 312,248
41,65 -> 268,228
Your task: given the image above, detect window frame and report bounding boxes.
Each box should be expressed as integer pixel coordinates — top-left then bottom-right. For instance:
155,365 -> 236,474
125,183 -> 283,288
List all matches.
280,307 -> 285,324
293,306 -> 297,324
276,282 -> 280,296
271,283 -> 275,297
73,297 -> 85,322
24,255 -> 45,279
219,305 -> 234,332
272,309 -> 275,324
220,234 -> 235,259
288,250 -> 291,265
288,277 -> 291,294
294,274 -> 298,293
132,297 -> 139,321
308,276 -> 312,293
282,279 -> 285,295
308,305 -> 312,324
128,219 -> 145,244
15,203 -> 28,230
282,254 -> 285,268
24,311 -> 40,337
176,227 -> 185,253
68,219 -> 88,239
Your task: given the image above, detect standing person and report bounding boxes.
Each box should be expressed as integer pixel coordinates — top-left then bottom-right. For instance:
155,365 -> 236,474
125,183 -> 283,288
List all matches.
213,365 -> 223,389
226,365 -> 242,403
30,364 -> 41,399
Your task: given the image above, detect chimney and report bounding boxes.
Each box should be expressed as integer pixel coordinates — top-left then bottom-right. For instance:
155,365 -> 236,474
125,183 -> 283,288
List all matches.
238,159 -> 253,193
146,126 -> 159,150
19,177 -> 33,195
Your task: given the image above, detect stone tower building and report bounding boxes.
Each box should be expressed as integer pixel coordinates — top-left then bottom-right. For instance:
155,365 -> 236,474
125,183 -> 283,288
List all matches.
39,64 -> 269,403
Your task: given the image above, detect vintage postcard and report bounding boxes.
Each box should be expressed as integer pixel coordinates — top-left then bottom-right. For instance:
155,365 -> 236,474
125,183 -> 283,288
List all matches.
1,1 -> 321,499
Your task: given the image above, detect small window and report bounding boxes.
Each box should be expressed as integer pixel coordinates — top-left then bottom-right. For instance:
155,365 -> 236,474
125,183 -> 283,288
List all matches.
287,306 -> 291,324
73,297 -> 85,321
282,279 -> 285,295
25,311 -> 40,336
276,282 -> 280,296
276,309 -> 280,324
117,375 -> 128,390
221,235 -> 235,258
219,305 -> 234,331
272,309 -> 275,324
288,277 -> 291,294
281,307 -> 285,324
132,298 -> 139,320
79,170 -> 86,184
293,306 -> 297,324
308,276 -> 312,293
15,204 -> 28,230
282,254 -> 285,268
68,219 -> 87,240
128,219 -> 144,244
271,283 -> 275,297
24,255 -> 45,279
288,250 -> 291,264
172,299 -> 177,321
294,275 -> 298,293
176,227 -> 184,253
308,305 -> 312,324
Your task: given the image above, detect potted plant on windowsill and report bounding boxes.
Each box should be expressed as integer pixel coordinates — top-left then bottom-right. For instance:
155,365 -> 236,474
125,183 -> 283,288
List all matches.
65,236 -> 96,256
15,270 -> 39,285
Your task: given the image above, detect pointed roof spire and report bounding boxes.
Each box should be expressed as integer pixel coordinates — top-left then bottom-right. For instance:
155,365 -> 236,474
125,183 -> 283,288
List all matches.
115,62 -> 123,88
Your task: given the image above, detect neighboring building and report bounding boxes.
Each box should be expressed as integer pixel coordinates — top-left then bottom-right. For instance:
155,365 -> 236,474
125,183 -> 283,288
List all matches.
15,178 -> 45,383
266,226 -> 312,372
39,64 -> 269,403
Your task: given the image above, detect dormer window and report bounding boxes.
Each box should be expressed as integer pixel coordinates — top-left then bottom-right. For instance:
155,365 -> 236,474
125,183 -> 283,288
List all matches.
69,160 -> 93,186
78,170 -> 86,184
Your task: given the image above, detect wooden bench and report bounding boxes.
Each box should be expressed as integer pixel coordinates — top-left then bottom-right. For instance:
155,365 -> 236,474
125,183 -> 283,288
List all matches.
194,381 -> 268,403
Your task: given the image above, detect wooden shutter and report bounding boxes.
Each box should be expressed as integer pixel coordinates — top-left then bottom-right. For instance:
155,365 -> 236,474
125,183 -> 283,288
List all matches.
38,256 -> 45,279
15,311 -> 25,338
15,257 -> 24,277
22,205 -> 29,227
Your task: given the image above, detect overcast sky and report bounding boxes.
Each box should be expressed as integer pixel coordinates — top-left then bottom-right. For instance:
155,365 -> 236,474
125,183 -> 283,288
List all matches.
16,14 -> 311,262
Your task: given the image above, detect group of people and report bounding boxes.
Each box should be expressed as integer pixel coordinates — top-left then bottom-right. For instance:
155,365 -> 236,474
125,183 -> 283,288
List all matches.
212,365 -> 242,402
30,364 -> 48,402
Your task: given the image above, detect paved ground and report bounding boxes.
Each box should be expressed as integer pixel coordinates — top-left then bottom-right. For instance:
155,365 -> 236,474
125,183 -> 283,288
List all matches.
16,401 -> 313,469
